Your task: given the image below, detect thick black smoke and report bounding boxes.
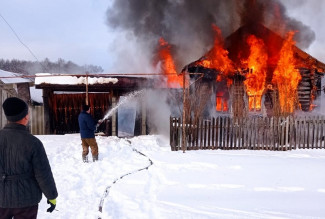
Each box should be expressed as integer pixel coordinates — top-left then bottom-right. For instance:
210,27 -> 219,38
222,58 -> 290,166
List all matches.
106,0 -> 315,71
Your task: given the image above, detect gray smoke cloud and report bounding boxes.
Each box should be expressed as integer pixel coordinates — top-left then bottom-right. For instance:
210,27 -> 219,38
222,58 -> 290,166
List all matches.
106,0 -> 315,71
262,0 -> 316,49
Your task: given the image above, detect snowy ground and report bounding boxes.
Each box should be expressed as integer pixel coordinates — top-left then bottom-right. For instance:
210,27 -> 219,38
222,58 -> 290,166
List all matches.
36,134 -> 325,219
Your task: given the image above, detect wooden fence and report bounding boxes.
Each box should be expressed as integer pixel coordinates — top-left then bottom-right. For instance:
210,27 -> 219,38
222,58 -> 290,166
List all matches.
170,116 -> 325,151
29,105 -> 45,135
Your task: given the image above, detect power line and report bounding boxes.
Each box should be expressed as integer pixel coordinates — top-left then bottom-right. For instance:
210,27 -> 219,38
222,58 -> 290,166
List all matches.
0,11 -> 42,63
0,72 -> 193,79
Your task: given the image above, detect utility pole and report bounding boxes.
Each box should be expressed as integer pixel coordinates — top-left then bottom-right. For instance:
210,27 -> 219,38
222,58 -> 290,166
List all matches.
181,71 -> 186,153
85,72 -> 89,105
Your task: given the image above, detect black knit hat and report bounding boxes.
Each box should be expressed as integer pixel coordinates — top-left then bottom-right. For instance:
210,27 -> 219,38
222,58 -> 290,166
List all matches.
2,97 -> 29,122
83,104 -> 90,111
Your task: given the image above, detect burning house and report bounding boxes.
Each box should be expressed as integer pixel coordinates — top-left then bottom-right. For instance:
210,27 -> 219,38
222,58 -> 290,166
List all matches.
182,22 -> 325,118
169,21 -> 325,151
106,0 -> 325,118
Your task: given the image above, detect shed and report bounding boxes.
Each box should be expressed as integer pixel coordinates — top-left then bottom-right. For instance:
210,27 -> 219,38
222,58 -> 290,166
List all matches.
0,70 -> 33,128
35,73 -> 155,135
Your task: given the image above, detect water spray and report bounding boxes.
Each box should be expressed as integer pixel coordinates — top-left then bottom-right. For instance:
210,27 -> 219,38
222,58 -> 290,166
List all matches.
96,89 -> 146,130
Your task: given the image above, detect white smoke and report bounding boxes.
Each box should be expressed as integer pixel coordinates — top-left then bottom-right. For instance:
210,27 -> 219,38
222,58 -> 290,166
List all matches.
144,89 -> 181,137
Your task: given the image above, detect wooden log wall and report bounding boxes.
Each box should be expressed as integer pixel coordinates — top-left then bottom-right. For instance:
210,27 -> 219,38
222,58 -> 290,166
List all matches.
298,68 -> 322,111
170,116 -> 325,151
298,69 -> 312,111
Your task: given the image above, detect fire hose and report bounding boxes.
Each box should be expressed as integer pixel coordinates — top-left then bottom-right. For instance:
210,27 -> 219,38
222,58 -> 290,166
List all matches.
97,139 -> 153,219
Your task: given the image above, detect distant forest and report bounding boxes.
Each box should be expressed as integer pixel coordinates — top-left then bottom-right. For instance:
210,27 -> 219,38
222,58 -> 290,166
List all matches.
0,58 -> 104,75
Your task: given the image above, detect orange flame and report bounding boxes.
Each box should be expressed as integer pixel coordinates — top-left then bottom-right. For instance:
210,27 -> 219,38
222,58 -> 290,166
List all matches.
216,93 -> 228,111
199,24 -> 234,76
200,24 -> 234,112
157,37 -> 184,88
242,35 -> 268,110
272,31 -> 301,113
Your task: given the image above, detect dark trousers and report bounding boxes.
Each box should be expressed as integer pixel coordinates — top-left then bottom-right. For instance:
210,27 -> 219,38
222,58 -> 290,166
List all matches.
0,204 -> 38,219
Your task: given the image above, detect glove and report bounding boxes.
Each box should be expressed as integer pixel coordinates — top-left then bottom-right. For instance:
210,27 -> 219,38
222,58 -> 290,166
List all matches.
47,199 -> 56,213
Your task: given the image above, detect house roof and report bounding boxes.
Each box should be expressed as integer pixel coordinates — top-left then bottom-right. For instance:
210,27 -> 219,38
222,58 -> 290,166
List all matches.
34,73 -> 155,92
35,73 -> 119,85
0,69 -> 32,84
183,23 -> 325,75
225,23 -> 325,72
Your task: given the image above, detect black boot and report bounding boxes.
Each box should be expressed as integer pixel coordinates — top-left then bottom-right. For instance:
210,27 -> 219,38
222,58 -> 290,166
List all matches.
82,155 -> 88,163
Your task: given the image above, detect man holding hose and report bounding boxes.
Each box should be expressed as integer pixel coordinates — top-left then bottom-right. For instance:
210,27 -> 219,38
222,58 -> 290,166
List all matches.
78,104 -> 102,162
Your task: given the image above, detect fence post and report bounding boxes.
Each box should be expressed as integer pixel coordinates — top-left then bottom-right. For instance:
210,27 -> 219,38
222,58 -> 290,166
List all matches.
252,117 -> 256,150
211,117 -> 216,149
322,116 -> 325,149
195,119 -> 199,150
234,117 -> 239,149
320,116 -> 325,148
203,120 -> 207,149
315,116 -> 320,149
285,116 -> 289,150
307,117 -> 310,149
225,117 -> 229,149
258,117 -> 262,150
263,117 -> 267,150
246,117 -> 251,149
242,117 -> 246,149
294,116 -> 298,149
218,116 -> 222,149
169,116 -> 175,151
299,117 -> 304,149
208,119 -> 211,149
310,117 -> 313,149
228,118 -> 231,149
217,117 -> 221,149
177,118 -> 181,151
198,119 -> 202,149
170,117 -> 174,151
191,118 -> 196,149
317,116 -> 322,149
244,117 -> 247,149
273,117 -> 277,150
289,116 -> 295,150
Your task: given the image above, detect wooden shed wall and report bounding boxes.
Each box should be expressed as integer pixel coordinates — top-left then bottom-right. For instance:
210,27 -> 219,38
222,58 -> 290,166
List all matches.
0,86 -> 13,128
47,93 -> 112,134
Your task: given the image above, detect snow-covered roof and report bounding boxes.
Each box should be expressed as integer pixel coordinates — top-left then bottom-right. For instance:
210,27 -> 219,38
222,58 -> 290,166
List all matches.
0,69 -> 31,84
29,86 -> 43,103
35,73 -> 118,85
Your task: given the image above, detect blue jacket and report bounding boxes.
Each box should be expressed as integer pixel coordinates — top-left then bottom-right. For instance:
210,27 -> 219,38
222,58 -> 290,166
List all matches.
78,111 -> 97,138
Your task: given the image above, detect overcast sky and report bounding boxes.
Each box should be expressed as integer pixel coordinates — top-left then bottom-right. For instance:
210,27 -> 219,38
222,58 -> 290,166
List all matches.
0,0 -> 324,73
0,0 -> 114,71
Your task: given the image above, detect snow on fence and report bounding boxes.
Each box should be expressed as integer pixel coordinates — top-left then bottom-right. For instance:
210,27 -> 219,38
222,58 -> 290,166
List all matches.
170,116 -> 325,151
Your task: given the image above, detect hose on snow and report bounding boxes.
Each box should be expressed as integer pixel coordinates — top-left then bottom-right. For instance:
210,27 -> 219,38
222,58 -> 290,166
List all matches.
98,139 -> 153,219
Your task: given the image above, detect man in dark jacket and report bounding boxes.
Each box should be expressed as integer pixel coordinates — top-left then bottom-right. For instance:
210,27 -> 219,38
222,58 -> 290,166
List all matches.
78,104 -> 101,162
0,97 -> 58,218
